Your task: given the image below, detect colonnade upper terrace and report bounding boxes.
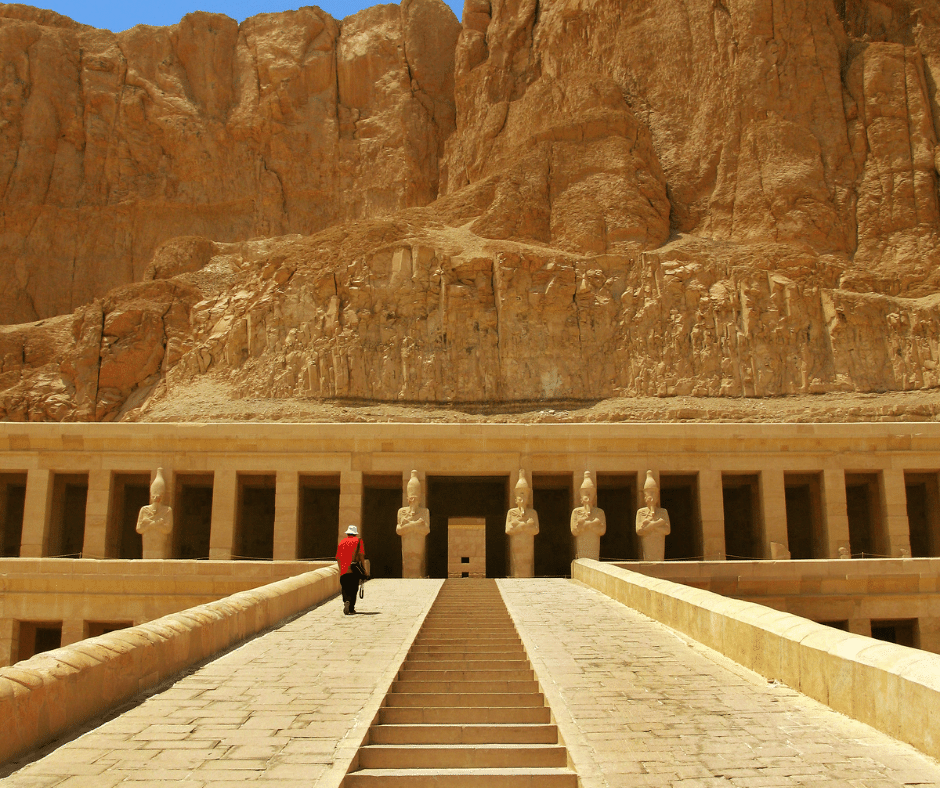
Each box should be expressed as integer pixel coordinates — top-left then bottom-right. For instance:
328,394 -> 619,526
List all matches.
1,421 -> 938,568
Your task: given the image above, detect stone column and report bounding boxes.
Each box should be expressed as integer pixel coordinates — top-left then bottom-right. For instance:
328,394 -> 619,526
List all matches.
880,469 -> 912,557
60,619 -> 86,647
20,469 -> 53,558
698,470 -> 726,560
821,469 -> 851,558
273,470 -> 300,560
339,470 -> 363,543
759,470 -> 790,559
82,469 -> 113,559
209,470 -> 238,560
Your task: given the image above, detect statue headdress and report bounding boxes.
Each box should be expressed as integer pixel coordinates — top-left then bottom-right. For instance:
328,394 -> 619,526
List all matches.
151,468 -> 166,501
644,470 -> 659,507
580,471 -> 596,503
514,469 -> 530,507
407,470 -> 421,500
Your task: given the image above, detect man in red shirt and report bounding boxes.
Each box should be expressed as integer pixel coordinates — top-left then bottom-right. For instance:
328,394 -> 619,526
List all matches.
336,525 -> 365,614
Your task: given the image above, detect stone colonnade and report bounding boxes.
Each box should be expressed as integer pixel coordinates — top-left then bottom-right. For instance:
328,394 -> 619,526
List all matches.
4,465 -> 916,561
0,423 -> 936,565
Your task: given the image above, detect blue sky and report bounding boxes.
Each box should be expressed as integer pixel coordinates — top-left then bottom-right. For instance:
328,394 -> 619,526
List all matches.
34,0 -> 462,32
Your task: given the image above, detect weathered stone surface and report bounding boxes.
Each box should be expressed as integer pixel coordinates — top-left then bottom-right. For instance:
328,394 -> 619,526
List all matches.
2,0 -> 940,421
0,0 -> 459,323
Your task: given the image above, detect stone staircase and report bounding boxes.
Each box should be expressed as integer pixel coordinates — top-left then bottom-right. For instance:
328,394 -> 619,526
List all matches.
342,579 -> 578,786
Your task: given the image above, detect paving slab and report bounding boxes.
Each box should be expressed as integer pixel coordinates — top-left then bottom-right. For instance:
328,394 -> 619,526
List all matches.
499,578 -> 940,788
1,579 -> 442,788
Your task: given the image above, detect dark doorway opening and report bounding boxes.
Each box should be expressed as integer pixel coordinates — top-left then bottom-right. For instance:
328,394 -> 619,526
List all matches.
871,618 -> 918,648
174,473 -> 214,559
661,474 -> 700,559
785,473 -> 823,559
905,473 -> 940,558
17,621 -> 62,662
723,474 -> 762,559
363,475 -> 403,579
0,473 -> 26,557
48,473 -> 88,558
845,473 -> 885,558
598,474 -> 638,560
533,474 -> 574,576
427,476 -> 509,579
819,620 -> 849,632
235,474 -> 276,560
299,475 -> 341,559
109,473 -> 150,559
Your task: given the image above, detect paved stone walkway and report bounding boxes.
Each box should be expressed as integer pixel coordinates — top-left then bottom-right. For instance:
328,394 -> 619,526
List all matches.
499,579 -> 940,788
4,578 -> 940,788
0,579 -> 442,788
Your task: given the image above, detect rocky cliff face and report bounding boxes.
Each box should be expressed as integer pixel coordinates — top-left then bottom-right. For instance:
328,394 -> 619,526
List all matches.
2,0 -> 940,421
0,0 -> 459,323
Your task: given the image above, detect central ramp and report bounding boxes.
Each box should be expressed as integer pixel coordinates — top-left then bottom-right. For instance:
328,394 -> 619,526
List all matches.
343,579 -> 577,786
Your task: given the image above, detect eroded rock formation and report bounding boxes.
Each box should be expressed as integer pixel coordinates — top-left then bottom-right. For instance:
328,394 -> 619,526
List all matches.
2,0 -> 940,421
0,0 -> 459,323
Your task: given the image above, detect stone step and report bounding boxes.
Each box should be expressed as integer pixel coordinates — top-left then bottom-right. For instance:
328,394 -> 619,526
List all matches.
415,627 -> 519,643
369,724 -> 559,745
341,580 -> 576,788
408,645 -> 526,655
378,706 -> 552,725
391,679 -> 540,694
385,692 -> 544,708
404,660 -> 531,672
359,744 -> 568,769
413,633 -> 519,641
398,669 -> 535,681
344,768 -> 578,787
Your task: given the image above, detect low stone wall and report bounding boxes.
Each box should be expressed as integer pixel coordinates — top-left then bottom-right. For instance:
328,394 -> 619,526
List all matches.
619,558 -> 940,653
0,564 -> 339,765
0,558 -> 332,665
573,559 -> 940,761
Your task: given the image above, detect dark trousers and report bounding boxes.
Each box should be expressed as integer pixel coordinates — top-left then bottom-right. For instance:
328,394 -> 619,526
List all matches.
340,572 -> 359,611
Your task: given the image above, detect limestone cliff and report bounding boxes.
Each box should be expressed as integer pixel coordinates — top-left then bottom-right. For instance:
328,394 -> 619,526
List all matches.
0,0 -> 460,323
2,0 -> 940,421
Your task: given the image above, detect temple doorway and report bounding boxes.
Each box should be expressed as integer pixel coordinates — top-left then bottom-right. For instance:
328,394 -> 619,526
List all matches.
661,474 -> 700,559
598,474 -> 638,560
362,475 -> 403,579
427,476 -> 509,578
533,474 -> 574,576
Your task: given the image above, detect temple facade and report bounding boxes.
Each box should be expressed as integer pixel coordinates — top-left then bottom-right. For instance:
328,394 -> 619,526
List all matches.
1,421 -> 939,663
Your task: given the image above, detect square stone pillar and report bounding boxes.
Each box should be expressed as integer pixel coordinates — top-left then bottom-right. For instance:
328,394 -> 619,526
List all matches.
61,619 -> 87,647
339,470 -> 363,543
880,469 -> 912,557
759,470 -> 790,559
209,470 -> 238,560
20,469 -> 53,558
82,469 -> 113,559
821,469 -> 851,558
635,470 -> 652,511
848,618 -> 872,638
0,619 -> 18,667
698,470 -> 726,560
273,471 -> 300,560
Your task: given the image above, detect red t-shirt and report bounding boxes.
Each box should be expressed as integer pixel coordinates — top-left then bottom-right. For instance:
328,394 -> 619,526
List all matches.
336,536 -> 365,575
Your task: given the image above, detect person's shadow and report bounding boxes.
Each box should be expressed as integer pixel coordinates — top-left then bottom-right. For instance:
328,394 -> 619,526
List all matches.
353,611 -> 381,616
